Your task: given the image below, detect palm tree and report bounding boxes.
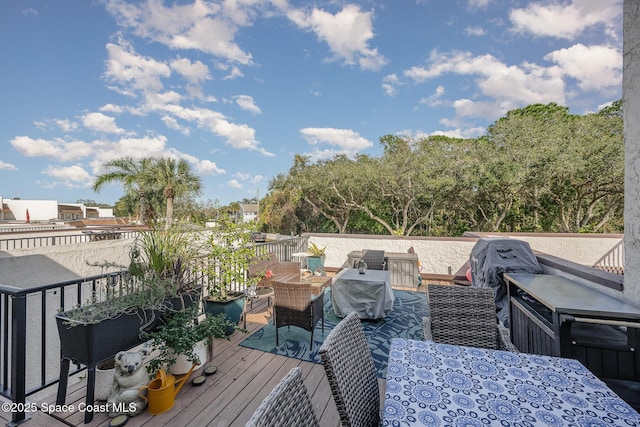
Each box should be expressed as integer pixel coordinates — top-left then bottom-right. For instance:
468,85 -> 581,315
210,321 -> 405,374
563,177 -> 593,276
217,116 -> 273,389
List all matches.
93,157 -> 154,224
144,157 -> 203,229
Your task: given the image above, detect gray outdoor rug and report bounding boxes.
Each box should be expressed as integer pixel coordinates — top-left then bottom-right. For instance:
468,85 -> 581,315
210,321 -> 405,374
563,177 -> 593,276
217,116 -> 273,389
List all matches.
239,288 -> 428,378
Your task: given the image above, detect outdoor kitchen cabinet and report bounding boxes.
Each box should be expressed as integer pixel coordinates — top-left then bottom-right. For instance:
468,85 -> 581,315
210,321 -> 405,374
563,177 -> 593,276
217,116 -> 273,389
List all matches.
505,273 -> 640,381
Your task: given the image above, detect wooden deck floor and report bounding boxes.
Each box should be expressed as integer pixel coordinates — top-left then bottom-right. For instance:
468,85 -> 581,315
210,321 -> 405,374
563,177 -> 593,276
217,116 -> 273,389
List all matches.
19,294 -> 390,427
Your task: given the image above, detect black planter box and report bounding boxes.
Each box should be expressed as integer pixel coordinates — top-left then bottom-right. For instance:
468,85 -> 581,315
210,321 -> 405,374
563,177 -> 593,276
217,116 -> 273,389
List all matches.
56,308 -> 158,367
56,288 -> 202,367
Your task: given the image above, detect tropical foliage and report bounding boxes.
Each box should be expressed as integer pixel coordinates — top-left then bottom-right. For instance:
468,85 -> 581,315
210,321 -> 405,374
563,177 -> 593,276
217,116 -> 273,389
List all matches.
259,102 -> 623,236
93,156 -> 202,228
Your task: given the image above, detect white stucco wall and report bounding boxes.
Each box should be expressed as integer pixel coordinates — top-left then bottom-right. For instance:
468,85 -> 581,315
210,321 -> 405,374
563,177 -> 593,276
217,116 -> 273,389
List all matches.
624,0 -> 640,307
3,238 -> 136,277
305,233 -> 624,277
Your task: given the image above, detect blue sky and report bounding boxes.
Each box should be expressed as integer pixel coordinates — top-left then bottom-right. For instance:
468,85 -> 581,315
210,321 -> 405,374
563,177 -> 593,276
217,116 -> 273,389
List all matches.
0,0 -> 623,206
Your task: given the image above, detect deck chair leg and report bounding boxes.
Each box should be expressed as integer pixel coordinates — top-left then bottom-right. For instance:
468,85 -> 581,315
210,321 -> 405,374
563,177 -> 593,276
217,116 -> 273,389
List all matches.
276,327 -> 279,346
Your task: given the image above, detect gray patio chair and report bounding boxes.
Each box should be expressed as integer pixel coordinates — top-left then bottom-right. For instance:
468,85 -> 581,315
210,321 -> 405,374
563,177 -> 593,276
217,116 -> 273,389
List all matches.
423,284 -> 518,351
354,249 -> 387,270
245,367 -> 319,427
319,312 -> 380,427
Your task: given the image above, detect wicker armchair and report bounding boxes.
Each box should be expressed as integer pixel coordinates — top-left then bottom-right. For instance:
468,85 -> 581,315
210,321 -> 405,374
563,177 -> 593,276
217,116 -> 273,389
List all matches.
353,249 -> 386,270
271,279 -> 324,350
319,312 -> 380,427
423,284 -> 518,352
245,367 -> 319,427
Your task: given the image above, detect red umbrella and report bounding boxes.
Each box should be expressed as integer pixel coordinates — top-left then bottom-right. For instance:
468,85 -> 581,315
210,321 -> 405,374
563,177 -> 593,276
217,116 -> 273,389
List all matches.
26,209 -> 30,223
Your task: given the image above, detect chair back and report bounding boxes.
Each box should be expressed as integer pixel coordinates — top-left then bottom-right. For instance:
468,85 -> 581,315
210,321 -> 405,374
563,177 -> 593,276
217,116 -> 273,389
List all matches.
245,367 -> 319,427
271,280 -> 314,313
427,284 -> 498,349
319,312 -> 380,427
361,249 -> 386,270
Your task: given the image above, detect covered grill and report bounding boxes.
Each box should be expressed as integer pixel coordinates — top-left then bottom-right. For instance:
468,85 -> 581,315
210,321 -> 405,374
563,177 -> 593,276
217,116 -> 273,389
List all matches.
469,238 -> 543,327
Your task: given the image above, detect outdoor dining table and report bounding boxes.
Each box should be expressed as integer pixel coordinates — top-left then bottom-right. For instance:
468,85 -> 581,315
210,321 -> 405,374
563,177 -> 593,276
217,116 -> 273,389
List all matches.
331,268 -> 394,319
383,338 -> 640,426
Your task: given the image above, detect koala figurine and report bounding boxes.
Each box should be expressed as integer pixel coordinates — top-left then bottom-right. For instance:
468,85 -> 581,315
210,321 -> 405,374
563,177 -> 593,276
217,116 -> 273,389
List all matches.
107,349 -> 149,417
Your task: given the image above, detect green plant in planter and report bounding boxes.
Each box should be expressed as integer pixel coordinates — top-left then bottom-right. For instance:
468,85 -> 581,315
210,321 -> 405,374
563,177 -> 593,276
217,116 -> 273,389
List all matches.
56,225 -> 204,369
203,215 -> 264,301
307,242 -> 326,257
129,225 -> 197,293
307,242 -> 326,274
144,306 -> 234,376
201,214 -> 267,335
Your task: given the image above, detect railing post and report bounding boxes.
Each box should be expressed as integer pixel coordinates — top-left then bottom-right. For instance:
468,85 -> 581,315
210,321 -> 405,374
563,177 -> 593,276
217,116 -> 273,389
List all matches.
8,293 -> 28,426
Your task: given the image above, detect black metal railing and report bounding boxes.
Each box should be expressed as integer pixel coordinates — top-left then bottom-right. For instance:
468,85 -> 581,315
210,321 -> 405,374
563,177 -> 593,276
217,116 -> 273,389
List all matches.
0,235 -> 307,426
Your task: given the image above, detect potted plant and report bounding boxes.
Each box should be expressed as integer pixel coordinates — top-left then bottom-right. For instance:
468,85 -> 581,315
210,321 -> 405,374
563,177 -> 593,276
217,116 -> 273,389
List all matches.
144,306 -> 234,376
202,214 -> 263,335
56,225 -> 202,370
307,242 -> 326,274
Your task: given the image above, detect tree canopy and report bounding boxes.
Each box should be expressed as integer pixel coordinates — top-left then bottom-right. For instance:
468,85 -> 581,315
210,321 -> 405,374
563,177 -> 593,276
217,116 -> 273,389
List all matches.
260,101 -> 623,236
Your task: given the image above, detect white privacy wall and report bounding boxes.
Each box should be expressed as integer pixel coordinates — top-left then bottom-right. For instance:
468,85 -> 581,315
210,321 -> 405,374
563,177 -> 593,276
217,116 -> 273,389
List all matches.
624,0 -> 640,307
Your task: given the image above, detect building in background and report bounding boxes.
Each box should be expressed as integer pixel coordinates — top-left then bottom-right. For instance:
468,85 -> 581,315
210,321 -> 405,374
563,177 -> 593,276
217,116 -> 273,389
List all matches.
0,196 -> 114,222
240,203 -> 259,223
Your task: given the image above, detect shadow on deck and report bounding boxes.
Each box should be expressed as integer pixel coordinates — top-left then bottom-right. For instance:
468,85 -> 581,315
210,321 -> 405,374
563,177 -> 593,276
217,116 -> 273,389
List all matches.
21,296 -> 386,427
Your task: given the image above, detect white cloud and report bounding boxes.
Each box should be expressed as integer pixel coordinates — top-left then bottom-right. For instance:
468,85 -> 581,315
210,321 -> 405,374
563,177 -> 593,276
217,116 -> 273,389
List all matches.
104,42 -> 171,95
170,56 -> 211,98
406,50 -> 566,107
509,0 -> 622,40
43,165 -> 92,188
104,0 -> 254,65
155,104 -> 273,156
82,112 -> 125,134
100,104 -> 124,114
90,135 -> 169,174
468,0 -> 492,8
194,159 -> 226,175
288,4 -> 387,71
0,160 -> 17,170
10,136 -> 93,161
544,43 -> 621,92
54,119 -> 78,132
161,115 -> 191,135
419,85 -> 446,107
382,73 -> 401,96
299,127 -> 373,159
222,66 -> 244,80
170,57 -> 210,84
234,95 -> 261,114
432,126 -> 486,139
228,179 -> 242,189
464,26 -> 485,36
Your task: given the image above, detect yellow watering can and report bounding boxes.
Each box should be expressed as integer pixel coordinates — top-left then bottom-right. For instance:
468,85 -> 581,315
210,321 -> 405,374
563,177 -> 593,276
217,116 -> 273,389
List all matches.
139,363 -> 197,415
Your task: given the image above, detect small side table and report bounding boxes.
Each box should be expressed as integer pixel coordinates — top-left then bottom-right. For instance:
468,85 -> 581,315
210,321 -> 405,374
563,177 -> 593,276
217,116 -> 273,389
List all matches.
244,286 -> 275,328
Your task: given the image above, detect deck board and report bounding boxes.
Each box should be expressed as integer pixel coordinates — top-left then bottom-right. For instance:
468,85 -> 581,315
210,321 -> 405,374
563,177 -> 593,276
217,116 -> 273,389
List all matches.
33,291 -> 385,427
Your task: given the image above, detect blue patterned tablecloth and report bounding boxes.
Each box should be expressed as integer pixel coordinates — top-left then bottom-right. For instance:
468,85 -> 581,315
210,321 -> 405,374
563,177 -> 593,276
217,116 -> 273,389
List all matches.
383,338 -> 640,426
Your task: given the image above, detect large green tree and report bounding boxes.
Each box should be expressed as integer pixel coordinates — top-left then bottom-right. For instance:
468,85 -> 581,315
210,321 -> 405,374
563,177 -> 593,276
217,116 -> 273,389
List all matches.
259,101 -> 623,236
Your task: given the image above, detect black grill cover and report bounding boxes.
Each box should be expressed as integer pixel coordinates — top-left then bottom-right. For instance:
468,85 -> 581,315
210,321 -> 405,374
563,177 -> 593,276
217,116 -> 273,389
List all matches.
469,238 -> 543,327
